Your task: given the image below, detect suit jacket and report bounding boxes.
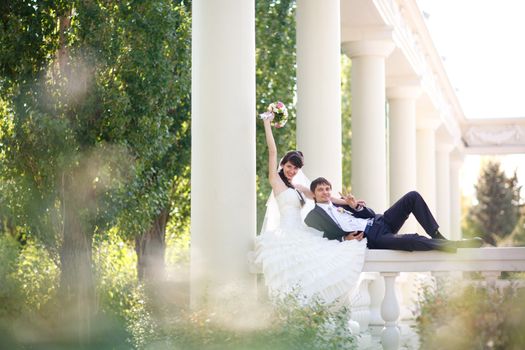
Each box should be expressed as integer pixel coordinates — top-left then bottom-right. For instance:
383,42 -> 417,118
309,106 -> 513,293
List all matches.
304,203 -> 376,241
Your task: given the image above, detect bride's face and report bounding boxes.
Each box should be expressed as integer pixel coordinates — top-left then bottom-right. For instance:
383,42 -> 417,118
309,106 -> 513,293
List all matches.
282,161 -> 299,181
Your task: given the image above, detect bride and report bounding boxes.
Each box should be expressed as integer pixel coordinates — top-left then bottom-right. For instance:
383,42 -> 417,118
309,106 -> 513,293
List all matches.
255,111 -> 367,305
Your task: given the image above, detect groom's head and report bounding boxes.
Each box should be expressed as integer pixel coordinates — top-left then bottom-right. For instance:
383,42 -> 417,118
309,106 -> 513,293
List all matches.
310,177 -> 332,203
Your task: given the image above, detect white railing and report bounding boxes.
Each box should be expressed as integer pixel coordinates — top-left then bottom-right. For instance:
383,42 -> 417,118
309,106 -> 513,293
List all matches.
357,247 -> 525,350
250,247 -> 525,350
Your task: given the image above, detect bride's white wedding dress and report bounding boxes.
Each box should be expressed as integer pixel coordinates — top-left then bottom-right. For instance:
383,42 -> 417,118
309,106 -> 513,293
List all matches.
255,188 -> 367,304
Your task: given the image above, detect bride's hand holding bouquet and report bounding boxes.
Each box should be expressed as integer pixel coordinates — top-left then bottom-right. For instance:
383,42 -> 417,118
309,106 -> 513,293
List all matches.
259,101 -> 288,128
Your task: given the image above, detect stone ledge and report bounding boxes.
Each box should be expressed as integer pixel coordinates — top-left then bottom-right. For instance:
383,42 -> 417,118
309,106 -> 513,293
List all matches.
362,247 -> 525,273
249,247 -> 525,275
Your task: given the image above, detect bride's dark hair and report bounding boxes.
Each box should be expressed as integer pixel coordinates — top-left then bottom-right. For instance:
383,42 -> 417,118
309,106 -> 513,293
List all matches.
279,150 -> 305,207
279,150 -> 304,168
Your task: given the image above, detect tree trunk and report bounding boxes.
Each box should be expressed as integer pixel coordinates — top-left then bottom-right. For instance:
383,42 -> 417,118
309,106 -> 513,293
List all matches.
135,208 -> 169,283
58,11 -> 71,75
55,10 -> 96,342
59,173 -> 95,343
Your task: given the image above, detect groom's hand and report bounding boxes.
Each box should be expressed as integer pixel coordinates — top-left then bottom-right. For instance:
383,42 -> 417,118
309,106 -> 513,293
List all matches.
355,199 -> 366,208
344,231 -> 364,241
339,191 -> 363,209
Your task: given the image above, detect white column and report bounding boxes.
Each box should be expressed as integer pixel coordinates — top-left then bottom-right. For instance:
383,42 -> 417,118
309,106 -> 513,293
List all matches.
436,142 -> 454,238
450,151 -> 463,240
343,39 -> 395,211
191,0 -> 256,308
416,115 -> 441,214
387,82 -> 420,232
296,0 -> 342,190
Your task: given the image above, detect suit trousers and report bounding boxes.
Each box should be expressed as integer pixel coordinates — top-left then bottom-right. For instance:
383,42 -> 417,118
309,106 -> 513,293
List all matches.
365,191 -> 453,252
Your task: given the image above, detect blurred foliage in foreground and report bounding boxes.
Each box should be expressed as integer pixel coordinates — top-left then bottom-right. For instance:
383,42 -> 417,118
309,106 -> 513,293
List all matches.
0,232 -> 358,349
414,276 -> 525,350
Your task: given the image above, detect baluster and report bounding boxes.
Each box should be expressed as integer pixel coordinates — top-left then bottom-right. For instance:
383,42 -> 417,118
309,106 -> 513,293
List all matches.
350,273 -> 374,348
380,272 -> 400,350
431,271 -> 450,289
481,271 -> 501,287
350,273 -> 375,332
368,272 -> 385,336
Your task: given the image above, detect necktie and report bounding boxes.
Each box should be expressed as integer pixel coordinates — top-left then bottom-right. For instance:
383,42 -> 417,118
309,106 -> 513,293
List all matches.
327,206 -> 342,228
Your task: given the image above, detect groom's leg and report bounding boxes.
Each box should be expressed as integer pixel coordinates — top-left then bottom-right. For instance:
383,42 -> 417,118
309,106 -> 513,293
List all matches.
369,233 -> 456,252
382,191 -> 439,235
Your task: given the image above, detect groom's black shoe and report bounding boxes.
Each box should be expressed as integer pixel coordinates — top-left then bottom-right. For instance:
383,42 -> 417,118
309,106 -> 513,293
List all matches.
431,229 -> 448,240
454,237 -> 484,249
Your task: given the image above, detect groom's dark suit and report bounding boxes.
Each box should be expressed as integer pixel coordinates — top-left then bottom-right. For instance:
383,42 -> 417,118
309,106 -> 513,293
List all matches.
304,191 -> 458,252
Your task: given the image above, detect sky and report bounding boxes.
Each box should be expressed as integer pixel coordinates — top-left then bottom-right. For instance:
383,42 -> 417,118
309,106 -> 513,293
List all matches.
417,0 -> 525,119
416,0 -> 525,200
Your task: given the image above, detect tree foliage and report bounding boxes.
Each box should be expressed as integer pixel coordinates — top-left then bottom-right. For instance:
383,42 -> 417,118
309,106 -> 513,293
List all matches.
465,160 -> 521,245
0,0 -> 192,319
415,279 -> 525,349
341,55 -> 352,190
255,0 -> 297,230
510,209 -> 525,246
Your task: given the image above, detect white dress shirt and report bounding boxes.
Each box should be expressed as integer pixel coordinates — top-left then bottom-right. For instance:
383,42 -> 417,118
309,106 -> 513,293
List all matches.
317,202 -> 369,232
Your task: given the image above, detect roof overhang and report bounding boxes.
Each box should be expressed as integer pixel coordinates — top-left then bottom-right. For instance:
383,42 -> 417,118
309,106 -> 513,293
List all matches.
341,0 -> 525,155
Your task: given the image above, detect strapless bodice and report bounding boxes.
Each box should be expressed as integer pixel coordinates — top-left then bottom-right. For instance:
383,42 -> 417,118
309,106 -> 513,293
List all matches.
275,188 -> 304,229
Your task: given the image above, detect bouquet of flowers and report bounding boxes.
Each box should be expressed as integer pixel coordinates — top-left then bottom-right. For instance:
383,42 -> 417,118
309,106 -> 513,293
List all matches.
259,101 -> 289,128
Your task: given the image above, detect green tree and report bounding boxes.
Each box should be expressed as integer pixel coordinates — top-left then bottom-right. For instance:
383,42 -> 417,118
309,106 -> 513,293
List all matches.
112,1 -> 192,284
341,54 -> 352,190
0,0 -> 191,332
507,206 -> 525,246
461,194 -> 483,241
466,160 -> 521,245
255,0 -> 297,230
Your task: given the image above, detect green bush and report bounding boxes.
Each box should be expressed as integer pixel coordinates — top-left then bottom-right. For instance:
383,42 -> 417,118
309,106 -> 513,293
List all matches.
0,235 -> 24,318
0,235 -> 58,317
0,229 -> 147,349
16,240 -> 59,310
155,291 -> 357,350
1,229 -> 359,350
415,278 -> 525,350
93,227 -> 158,349
0,235 -> 62,347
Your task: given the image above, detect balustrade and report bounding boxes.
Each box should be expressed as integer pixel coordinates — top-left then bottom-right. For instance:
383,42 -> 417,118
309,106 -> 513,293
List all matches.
250,247 -> 525,350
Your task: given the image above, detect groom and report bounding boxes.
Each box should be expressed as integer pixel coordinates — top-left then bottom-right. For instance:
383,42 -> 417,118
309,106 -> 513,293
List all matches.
304,177 -> 483,252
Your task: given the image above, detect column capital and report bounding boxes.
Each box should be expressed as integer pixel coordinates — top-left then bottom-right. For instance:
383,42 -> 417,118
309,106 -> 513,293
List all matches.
450,149 -> 465,165
342,39 -> 395,59
386,76 -> 422,99
342,25 -> 394,58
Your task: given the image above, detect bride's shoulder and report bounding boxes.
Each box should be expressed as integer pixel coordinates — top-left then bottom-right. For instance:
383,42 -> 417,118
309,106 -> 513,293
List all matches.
269,174 -> 288,192
274,187 -> 293,198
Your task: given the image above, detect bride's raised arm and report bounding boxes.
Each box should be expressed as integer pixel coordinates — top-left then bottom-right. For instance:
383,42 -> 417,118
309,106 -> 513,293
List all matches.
263,118 -> 287,194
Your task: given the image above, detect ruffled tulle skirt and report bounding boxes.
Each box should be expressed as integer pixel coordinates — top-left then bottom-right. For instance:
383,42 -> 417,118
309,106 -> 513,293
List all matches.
254,225 -> 367,304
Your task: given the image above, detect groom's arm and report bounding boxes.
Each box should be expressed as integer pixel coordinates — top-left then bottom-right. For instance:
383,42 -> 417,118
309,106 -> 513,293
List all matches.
350,205 -> 375,218
305,211 -> 346,241
334,203 -> 375,218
